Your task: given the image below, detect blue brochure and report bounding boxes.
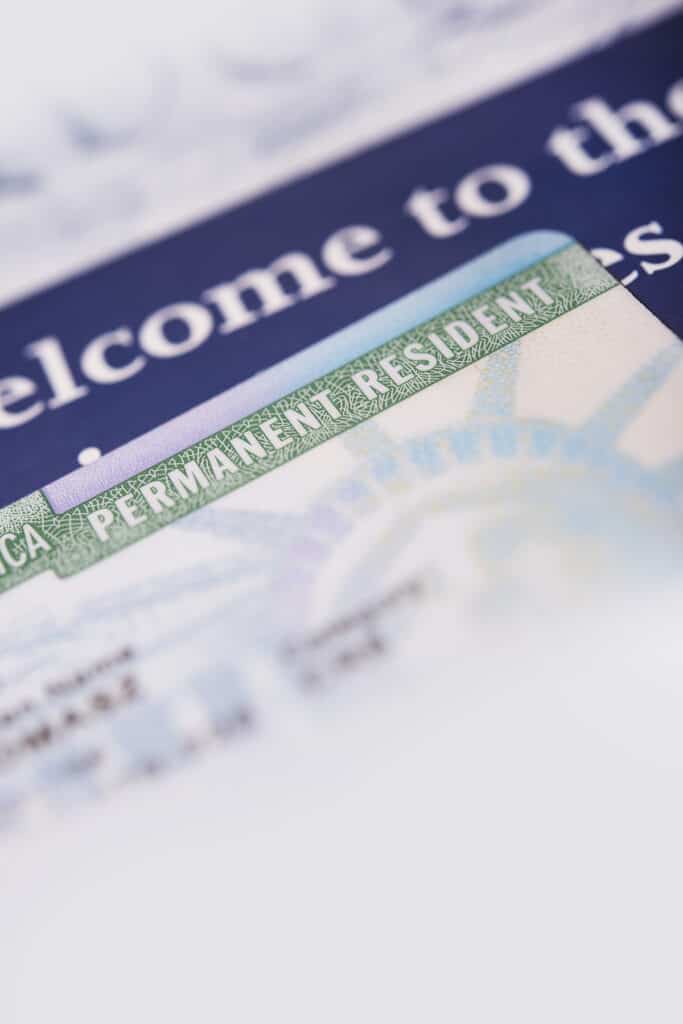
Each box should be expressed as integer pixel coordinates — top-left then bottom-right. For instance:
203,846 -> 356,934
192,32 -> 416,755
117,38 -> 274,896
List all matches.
1,11 -> 681,506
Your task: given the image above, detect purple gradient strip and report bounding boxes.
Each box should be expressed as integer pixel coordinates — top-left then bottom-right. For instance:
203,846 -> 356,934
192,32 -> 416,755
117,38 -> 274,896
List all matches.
44,231 -> 569,513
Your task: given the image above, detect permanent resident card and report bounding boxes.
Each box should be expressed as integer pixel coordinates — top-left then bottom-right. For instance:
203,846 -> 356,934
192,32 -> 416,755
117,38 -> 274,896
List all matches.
2,231 -> 682,1021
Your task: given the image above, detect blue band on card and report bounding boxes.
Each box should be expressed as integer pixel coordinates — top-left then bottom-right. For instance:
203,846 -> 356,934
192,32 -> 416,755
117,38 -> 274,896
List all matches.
43,231 -> 570,511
